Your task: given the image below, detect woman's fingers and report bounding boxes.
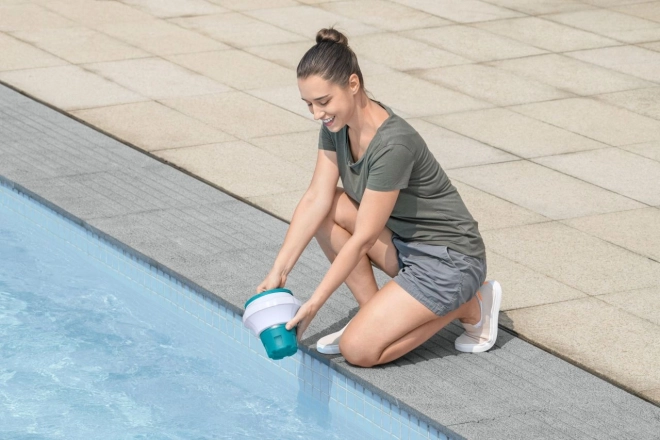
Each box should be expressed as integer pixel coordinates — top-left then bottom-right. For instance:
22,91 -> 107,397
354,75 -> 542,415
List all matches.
256,272 -> 286,293
286,303 -> 314,341
286,307 -> 305,331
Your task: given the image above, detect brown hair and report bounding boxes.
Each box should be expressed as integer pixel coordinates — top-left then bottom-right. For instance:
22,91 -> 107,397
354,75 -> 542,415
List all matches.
297,28 -> 364,90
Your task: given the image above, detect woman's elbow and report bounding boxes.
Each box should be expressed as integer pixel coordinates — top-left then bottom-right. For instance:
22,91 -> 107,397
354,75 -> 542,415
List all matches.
355,235 -> 378,255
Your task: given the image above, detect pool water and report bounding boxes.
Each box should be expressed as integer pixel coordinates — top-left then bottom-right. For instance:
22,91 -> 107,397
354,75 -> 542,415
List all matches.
0,195 -> 373,439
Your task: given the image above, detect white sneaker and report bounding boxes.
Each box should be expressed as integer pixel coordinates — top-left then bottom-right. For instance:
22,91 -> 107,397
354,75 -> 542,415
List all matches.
455,280 -> 502,353
316,321 -> 351,355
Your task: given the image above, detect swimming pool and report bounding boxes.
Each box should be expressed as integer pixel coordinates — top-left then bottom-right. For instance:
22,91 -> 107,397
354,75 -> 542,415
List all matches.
0,180 -> 451,439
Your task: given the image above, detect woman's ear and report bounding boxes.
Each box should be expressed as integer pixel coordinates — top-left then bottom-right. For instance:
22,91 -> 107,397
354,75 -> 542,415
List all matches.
348,73 -> 360,95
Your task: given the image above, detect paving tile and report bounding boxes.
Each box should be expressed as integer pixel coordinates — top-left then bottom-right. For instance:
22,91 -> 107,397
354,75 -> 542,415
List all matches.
390,0 -> 523,23
563,207 -> 660,261
510,98 -> 660,146
417,64 -> 572,106
246,85 -> 310,118
477,0 -> 592,15
487,251 -> 587,311
98,19 -> 230,56
599,286 -> 660,327
0,3 -> 77,31
567,46 -> 660,84
450,413 -> 577,440
537,406 -> 656,440
580,0 -> 654,5
406,119 -> 516,169
166,50 -> 294,91
611,2 -> 660,23
427,108 -> 608,158
244,5 -> 380,39
10,27 -> 149,64
246,190 -> 307,221
503,298 -> 660,392
621,141 -> 660,163
545,9 -> 660,44
245,41 -> 316,70
535,148 -> 660,205
121,0 -> 227,18
0,65 -> 146,110
319,0 -> 449,32
365,72 -> 492,118
642,41 -> 660,52
154,141 -> 312,198
473,17 -> 619,52
248,130 -> 319,170
0,32 -> 65,71
350,33 -> 469,71
641,388 -> 660,405
448,161 -> 644,220
82,57 -> 230,100
209,0 -> 298,10
40,0 -> 152,25
71,101 -> 236,152
401,25 -> 547,63
451,181 -> 549,231
488,221 -> 660,295
489,54 -> 654,96
160,91 -> 319,139
595,87 -> 660,120
169,13 -> 306,48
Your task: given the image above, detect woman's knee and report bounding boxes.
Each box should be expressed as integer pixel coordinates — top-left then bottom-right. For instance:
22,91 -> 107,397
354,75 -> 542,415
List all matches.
315,187 -> 357,238
339,330 -> 379,368
330,187 -> 358,232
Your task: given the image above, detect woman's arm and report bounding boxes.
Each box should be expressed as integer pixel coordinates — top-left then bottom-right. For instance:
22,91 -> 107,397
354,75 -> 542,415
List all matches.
257,149 -> 340,291
286,188 -> 400,337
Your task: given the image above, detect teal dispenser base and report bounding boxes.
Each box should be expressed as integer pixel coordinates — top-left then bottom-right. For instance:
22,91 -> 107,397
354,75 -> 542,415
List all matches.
260,324 -> 298,360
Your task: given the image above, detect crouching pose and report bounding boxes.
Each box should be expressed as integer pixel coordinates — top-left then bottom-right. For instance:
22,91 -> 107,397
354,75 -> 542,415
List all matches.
257,28 -> 502,367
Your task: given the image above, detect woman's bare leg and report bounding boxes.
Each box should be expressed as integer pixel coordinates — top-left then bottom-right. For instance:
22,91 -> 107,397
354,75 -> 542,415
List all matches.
339,281 -> 481,367
314,187 -> 481,365
314,188 -> 399,306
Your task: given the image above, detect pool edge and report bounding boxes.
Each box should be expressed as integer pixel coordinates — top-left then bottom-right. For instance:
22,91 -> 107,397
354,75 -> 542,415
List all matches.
0,174 -> 463,440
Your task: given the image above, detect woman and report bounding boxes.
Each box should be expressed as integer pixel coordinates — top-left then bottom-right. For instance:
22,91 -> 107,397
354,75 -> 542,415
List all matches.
256,28 -> 502,368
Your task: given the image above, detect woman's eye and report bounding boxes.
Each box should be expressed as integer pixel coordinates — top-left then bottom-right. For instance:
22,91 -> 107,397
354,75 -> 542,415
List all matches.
319,101 -> 329,106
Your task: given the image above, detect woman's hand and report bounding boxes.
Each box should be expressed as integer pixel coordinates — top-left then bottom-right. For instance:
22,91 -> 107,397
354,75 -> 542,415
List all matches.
286,299 -> 320,341
256,269 -> 287,293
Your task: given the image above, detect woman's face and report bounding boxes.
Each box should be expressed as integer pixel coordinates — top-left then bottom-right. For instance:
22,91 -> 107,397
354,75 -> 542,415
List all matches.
298,74 -> 359,132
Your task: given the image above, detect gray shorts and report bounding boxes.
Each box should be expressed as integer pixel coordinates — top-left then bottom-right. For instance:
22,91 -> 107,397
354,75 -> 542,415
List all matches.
392,235 -> 487,316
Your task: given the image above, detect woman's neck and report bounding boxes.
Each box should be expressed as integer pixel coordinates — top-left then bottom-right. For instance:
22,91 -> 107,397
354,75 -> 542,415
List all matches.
347,94 -> 389,149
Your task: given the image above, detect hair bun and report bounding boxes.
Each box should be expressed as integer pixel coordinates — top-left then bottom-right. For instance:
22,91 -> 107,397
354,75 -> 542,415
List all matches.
316,28 -> 348,46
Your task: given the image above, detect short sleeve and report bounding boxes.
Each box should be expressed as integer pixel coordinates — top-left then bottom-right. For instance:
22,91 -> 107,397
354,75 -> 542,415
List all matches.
366,145 -> 414,191
318,126 -> 336,151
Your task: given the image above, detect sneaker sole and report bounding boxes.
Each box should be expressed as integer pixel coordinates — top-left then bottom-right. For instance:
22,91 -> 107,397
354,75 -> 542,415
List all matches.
316,343 -> 341,355
455,281 -> 503,353
316,321 -> 350,355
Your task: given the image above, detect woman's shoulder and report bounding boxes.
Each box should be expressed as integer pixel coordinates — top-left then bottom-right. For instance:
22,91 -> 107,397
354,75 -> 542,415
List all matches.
373,103 -> 421,142
378,113 -> 425,151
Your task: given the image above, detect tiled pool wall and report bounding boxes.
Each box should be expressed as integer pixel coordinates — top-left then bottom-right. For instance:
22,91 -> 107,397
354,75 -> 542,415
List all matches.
0,177 -> 457,440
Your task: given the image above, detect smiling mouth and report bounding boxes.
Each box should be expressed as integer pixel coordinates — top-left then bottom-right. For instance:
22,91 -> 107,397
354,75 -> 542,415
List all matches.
322,116 -> 335,125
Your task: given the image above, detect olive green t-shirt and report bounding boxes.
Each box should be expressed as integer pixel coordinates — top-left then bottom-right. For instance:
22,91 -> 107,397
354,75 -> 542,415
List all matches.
318,103 -> 486,259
